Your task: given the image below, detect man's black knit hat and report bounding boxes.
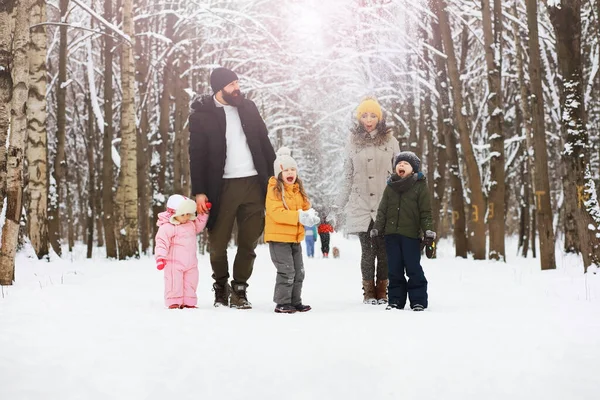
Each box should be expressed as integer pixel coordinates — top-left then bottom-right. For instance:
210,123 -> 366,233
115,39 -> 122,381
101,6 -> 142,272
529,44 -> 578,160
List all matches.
210,67 -> 238,94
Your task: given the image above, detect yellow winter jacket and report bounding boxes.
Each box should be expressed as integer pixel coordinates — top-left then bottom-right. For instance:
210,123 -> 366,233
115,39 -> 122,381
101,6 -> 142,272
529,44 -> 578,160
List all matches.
264,177 -> 311,243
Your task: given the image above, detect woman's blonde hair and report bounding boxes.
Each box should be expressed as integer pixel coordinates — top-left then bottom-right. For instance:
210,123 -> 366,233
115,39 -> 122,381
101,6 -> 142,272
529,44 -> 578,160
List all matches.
272,173 -> 309,210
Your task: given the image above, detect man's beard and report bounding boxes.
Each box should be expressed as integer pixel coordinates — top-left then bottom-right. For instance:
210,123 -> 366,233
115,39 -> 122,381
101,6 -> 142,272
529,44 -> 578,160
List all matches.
222,89 -> 244,107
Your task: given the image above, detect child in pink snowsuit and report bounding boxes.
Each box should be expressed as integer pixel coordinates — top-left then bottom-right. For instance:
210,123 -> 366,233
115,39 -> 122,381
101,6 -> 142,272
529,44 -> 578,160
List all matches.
155,194 -> 209,309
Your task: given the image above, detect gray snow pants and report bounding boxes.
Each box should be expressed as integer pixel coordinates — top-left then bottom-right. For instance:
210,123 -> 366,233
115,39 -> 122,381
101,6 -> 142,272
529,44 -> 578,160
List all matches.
269,242 -> 305,305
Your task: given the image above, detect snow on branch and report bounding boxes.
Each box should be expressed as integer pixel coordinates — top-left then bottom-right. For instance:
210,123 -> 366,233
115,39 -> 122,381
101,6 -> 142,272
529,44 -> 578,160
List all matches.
136,32 -> 173,45
546,0 -> 562,8
70,0 -> 132,44
112,138 -> 121,169
423,42 -> 447,60
86,38 -> 105,133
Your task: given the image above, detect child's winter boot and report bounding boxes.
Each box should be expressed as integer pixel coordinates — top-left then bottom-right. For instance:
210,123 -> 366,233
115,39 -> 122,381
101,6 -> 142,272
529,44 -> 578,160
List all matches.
294,303 -> 312,312
275,304 -> 297,313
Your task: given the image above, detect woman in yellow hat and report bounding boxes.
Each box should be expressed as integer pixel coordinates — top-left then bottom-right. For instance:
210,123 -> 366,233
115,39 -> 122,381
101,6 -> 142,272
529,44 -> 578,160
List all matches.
334,97 -> 400,305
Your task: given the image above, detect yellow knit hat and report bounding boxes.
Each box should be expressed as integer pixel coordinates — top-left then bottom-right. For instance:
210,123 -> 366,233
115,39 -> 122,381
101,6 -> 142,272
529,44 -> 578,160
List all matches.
355,97 -> 382,121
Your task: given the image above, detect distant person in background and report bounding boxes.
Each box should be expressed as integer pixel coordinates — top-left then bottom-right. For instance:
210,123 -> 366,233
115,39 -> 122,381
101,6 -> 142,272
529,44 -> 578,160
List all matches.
304,224 -> 318,258
317,219 -> 334,258
332,96 -> 399,305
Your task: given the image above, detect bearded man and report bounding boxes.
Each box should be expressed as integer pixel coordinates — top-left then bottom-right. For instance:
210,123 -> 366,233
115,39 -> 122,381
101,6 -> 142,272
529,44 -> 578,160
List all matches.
189,67 -> 276,309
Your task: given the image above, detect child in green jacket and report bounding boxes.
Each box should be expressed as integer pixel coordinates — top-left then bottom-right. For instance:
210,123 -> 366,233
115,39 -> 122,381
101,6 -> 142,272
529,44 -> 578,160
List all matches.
371,151 -> 435,311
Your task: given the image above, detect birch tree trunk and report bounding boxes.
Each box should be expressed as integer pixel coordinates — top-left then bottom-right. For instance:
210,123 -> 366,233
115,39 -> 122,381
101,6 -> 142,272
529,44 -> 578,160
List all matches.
525,0 -> 556,270
25,0 -> 48,259
548,0 -> 600,272
102,0 -> 117,258
0,0 -> 31,285
115,0 -> 139,259
482,0 -> 506,261
0,1 -> 14,212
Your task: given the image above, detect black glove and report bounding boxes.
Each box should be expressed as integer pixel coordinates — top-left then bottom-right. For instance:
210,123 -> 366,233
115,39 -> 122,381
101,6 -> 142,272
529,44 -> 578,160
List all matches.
422,230 -> 436,259
423,236 -> 434,247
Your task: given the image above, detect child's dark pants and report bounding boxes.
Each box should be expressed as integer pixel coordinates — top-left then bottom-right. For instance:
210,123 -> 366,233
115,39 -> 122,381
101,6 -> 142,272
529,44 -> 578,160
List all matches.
384,234 -> 428,309
319,232 -> 330,255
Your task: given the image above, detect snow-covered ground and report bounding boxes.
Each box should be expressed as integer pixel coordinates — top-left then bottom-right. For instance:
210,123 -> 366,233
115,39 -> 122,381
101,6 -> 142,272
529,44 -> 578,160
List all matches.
1,234 -> 599,400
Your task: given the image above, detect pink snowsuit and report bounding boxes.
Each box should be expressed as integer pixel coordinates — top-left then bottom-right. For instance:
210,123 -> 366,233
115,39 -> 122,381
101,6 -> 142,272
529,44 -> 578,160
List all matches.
154,211 -> 208,307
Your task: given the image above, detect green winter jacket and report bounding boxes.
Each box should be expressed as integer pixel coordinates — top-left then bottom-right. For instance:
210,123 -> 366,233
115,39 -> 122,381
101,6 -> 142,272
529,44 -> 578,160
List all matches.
373,172 -> 433,239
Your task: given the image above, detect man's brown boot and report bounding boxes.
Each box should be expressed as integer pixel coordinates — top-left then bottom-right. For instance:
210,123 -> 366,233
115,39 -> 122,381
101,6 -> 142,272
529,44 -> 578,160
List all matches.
362,280 -> 376,305
376,279 -> 388,305
213,282 -> 230,307
230,282 -> 252,309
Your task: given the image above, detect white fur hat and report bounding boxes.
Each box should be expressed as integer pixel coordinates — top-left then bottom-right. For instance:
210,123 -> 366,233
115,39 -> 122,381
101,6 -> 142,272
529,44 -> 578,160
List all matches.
166,194 -> 197,224
273,147 -> 298,175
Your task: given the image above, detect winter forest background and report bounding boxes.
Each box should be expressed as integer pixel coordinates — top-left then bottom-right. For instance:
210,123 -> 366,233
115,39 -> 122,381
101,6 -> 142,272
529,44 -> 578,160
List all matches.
1,0 -> 600,284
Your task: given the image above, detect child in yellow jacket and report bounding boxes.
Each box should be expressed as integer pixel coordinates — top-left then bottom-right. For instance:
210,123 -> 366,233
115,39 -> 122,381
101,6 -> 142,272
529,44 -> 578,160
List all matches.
265,147 -> 320,313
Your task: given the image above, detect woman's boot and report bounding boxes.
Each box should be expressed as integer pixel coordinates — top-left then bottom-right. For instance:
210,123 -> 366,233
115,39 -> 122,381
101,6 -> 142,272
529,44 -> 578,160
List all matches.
376,279 -> 388,305
362,280 -> 377,305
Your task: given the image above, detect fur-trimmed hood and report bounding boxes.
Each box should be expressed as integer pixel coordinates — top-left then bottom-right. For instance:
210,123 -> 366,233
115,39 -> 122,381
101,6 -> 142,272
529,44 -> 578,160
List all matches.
190,94 -> 213,112
350,120 -> 394,149
189,94 -> 254,113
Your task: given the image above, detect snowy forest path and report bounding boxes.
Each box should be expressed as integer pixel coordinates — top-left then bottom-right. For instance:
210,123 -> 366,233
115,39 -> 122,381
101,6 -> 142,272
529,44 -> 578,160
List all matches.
1,234 -> 600,399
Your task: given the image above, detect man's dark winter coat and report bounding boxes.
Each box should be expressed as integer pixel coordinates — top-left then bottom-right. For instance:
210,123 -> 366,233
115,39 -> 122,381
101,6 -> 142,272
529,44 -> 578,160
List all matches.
189,95 -> 276,230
